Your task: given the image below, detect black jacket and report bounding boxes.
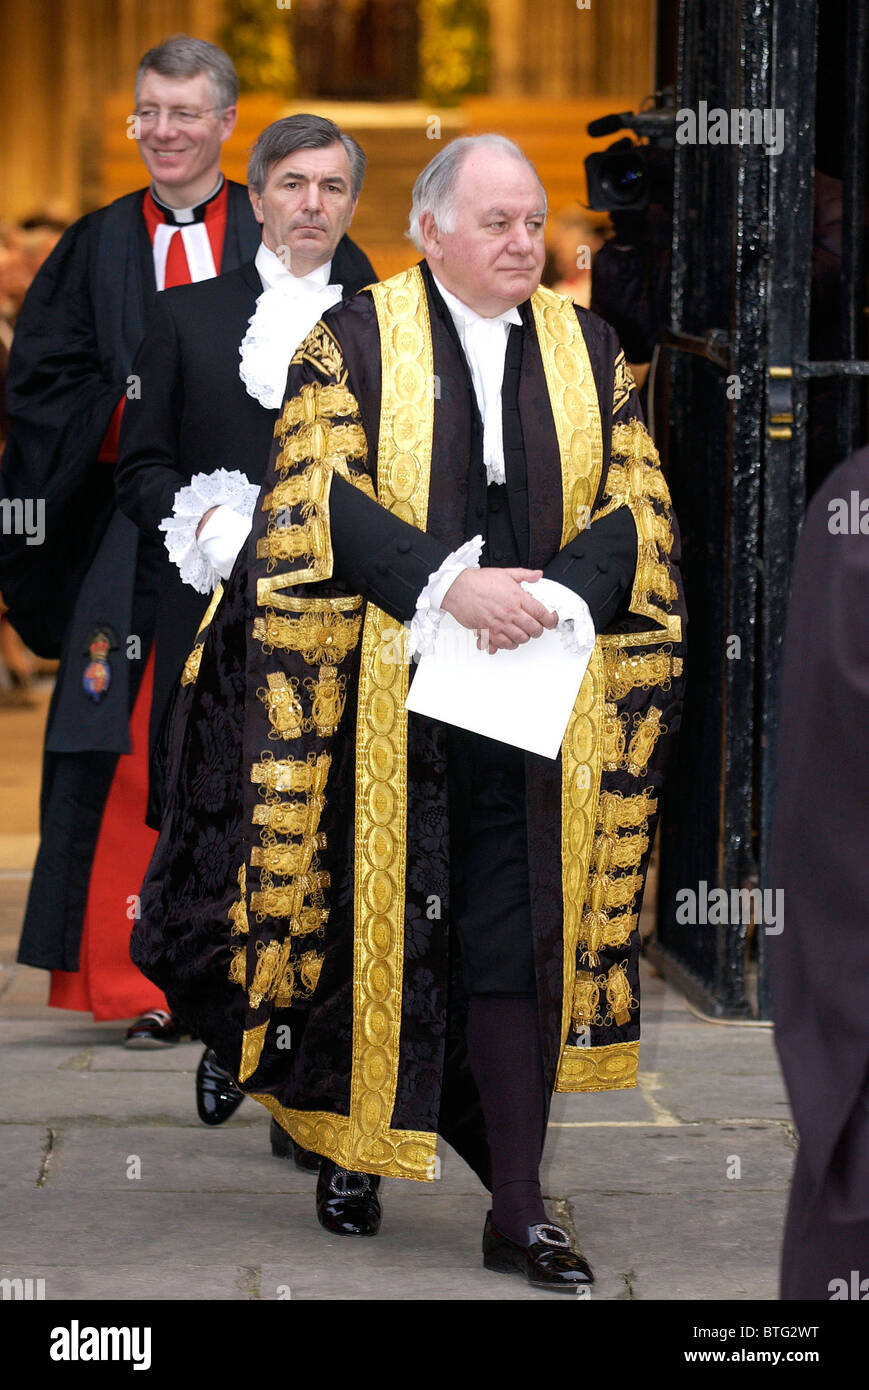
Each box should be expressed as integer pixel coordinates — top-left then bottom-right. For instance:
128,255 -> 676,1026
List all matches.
116,239 -> 376,759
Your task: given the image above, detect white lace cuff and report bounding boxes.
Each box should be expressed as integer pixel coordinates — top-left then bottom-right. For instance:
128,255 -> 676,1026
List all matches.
159,469 -> 261,594
520,577 -> 596,655
409,534 -> 485,659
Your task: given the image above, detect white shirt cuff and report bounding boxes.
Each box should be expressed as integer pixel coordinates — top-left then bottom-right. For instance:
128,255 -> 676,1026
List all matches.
158,469 -> 260,593
520,577 -> 596,655
409,534 -> 485,659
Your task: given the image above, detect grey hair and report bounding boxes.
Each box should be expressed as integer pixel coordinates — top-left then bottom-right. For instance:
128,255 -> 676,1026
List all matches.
407,135 -> 547,250
247,114 -> 367,201
135,35 -> 239,111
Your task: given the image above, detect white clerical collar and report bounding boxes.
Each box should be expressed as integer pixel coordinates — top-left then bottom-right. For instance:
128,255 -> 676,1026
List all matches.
150,173 -> 224,224
431,274 -> 522,330
255,242 -> 332,291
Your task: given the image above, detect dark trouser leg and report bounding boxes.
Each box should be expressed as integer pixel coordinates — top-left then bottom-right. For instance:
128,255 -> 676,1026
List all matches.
449,728 -> 548,1244
781,1080 -> 869,1300
466,993 -> 548,1244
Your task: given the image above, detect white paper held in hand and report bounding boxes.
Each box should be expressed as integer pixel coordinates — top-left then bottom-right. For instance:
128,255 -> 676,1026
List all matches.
405,609 -> 595,759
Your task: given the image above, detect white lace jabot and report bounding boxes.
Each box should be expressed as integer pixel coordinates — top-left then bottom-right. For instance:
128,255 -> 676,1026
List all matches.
238,243 -> 342,409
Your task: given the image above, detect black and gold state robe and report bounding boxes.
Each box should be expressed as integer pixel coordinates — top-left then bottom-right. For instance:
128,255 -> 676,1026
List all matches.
132,264 -> 686,1184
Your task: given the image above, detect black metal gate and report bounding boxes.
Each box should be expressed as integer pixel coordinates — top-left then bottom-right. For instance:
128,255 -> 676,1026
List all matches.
651,0 -> 869,1016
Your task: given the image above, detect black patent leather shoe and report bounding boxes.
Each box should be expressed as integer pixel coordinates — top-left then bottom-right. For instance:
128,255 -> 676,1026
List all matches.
316,1158 -> 382,1236
124,1009 -> 183,1049
269,1119 -> 321,1171
482,1212 -> 594,1290
195,1047 -> 245,1125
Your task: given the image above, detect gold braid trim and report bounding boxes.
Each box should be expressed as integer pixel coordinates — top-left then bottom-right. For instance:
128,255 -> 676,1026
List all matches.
530,285 -> 604,546
289,322 -> 346,378
253,610 -> 362,663
239,1023 -> 268,1084
627,706 -> 666,777
571,971 -> 602,1029
228,863 -> 249,936
603,646 -> 683,700
558,1039 -> 639,1092
257,672 -> 304,740
252,800 -> 320,835
262,367 -> 369,582
250,266 -> 439,1180
250,755 -> 330,794
180,583 -> 225,687
596,419 -> 681,640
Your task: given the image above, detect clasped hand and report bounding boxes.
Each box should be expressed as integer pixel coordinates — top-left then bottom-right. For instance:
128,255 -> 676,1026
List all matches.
441,568 -> 558,653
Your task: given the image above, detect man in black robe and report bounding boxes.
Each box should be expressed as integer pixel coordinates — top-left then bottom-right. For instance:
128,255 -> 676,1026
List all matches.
116,112 -> 374,1128
768,442 -> 869,1300
132,135 -> 685,1288
1,36 -> 261,1040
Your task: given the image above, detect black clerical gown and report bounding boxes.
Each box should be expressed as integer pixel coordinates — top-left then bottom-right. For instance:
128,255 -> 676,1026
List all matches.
7,181 -> 260,992
132,263 -> 686,1183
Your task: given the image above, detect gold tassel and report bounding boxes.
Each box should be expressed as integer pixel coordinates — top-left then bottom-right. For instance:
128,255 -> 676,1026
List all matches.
304,665 -> 347,736
299,950 -> 323,993
602,702 -> 627,769
571,972 -> 600,1029
228,862 -> 249,936
580,910 -> 606,968
605,962 -> 637,1026
627,707 -> 665,778
249,938 -> 291,1011
273,958 -> 296,1009
228,944 -> 247,987
258,671 -> 304,740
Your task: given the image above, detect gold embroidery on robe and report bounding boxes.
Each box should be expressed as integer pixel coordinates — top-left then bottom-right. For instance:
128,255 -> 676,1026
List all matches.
248,271 -> 665,1157
253,609 -> 362,662
257,672 -> 304,740
252,800 -> 318,835
298,950 -> 323,993
531,286 -> 604,547
229,863 -> 249,936
250,753 -> 331,794
604,960 -> 638,1027
603,647 -> 683,700
557,1039 -> 639,1092
571,972 -> 602,1029
304,666 -> 347,736
290,321 -> 346,379
612,349 -> 637,415
608,419 -> 682,640
603,701 -> 628,769
627,706 -> 666,777
250,837 -> 325,876
249,875 -> 330,920
239,1023 -> 268,1083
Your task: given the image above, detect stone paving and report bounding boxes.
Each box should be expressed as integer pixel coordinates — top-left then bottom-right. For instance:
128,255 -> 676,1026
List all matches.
0,891 -> 793,1301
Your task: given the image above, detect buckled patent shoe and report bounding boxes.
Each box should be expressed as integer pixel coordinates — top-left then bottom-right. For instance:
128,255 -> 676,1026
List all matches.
316,1158 -> 382,1236
124,1009 -> 182,1049
269,1119 -> 321,1171
195,1047 -> 245,1125
482,1212 -> 594,1290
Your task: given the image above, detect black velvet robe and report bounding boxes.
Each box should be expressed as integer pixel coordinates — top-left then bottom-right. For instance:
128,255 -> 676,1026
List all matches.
132,265 -> 686,1184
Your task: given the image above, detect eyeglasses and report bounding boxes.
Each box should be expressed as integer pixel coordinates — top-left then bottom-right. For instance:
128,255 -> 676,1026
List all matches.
131,107 -> 224,127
